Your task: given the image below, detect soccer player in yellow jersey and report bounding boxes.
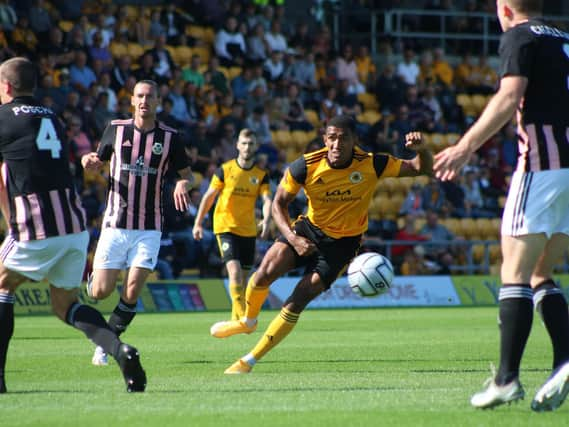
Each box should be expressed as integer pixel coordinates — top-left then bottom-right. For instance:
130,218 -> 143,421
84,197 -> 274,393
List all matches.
210,115 -> 433,374
193,128 -> 272,320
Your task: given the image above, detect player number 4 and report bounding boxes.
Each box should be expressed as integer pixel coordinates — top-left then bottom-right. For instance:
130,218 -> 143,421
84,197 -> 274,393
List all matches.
36,117 -> 62,159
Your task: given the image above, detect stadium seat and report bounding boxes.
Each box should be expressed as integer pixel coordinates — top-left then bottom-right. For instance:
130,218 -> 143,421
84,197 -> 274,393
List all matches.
59,20 -> 74,32
430,133 -> 446,152
272,130 -> 293,148
110,42 -> 129,59
285,147 -> 300,163
357,92 -> 379,111
459,218 -> 478,238
175,46 -> 193,67
471,94 -> 489,114
127,43 -> 145,59
227,66 -> 243,80
380,177 -> 397,194
442,218 -> 460,235
192,46 -> 211,63
291,130 -> 311,150
304,109 -> 321,128
357,110 -> 381,125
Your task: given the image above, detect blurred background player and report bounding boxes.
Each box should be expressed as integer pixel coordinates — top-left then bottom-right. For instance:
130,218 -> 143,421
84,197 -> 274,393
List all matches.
209,116 -> 433,374
434,0 -> 569,412
81,80 -> 193,366
0,57 -> 145,393
193,128 -> 272,320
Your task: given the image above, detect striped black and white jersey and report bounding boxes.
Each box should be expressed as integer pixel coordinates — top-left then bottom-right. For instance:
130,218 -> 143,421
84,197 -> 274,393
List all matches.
97,118 -> 189,231
499,20 -> 569,172
0,96 -> 86,241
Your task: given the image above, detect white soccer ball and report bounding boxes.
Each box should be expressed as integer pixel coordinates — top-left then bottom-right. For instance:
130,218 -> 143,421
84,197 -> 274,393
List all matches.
347,252 -> 394,297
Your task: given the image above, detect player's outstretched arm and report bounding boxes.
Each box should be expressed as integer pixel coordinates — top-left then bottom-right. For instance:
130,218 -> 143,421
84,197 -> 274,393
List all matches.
81,152 -> 104,170
398,132 -> 434,178
433,75 -> 527,181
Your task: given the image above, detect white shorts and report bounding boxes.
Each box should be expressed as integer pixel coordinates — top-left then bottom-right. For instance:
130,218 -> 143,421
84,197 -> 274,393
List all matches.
502,169 -> 569,237
93,228 -> 161,270
0,231 -> 89,289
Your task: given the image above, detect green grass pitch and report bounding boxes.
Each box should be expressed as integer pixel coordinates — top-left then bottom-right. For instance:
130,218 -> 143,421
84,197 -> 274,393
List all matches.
1,307 -> 566,426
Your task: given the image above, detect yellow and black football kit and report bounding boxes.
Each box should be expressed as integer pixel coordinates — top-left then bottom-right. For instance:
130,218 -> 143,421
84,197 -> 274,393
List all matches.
278,146 -> 402,287
209,159 -> 270,267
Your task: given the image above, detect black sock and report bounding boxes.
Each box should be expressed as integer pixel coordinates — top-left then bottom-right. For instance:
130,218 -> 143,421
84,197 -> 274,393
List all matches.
496,284 -> 534,385
533,279 -> 569,369
66,303 -> 121,359
107,298 -> 137,337
0,294 -> 15,393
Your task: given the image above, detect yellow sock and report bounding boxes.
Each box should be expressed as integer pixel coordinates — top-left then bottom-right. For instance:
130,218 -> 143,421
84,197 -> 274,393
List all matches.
251,307 -> 299,361
229,282 -> 245,320
244,273 -> 270,320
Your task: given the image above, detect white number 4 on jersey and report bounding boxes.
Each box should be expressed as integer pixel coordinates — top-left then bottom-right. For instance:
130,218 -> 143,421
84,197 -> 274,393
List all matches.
36,117 -> 62,159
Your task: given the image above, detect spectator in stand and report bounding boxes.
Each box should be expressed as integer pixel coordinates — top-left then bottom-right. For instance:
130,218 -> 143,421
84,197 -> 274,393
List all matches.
245,79 -> 268,116
374,63 -> 405,114
69,50 -> 97,95
419,209 -> 456,261
247,23 -> 269,63
470,54 -> 498,94
161,4 -> 185,46
355,45 -> 377,91
264,20 -> 288,54
282,83 -> 313,132
206,56 -> 230,96
147,9 -> 166,41
38,27 -> 74,68
97,72 -> 118,113
88,31 -> 113,71
263,50 -> 285,85
66,114 -> 93,163
422,178 -> 449,214
66,24 -> 88,54
337,79 -> 361,119
392,213 -> 429,261
115,96 -> 132,120
87,14 -> 113,48
145,34 -> 175,82
397,48 -> 420,86
182,54 -> 204,89
312,24 -> 331,58
35,73 -> 64,113
336,43 -> 365,95
453,52 -> 474,93
461,170 -> 494,218
133,52 -> 163,84
215,16 -> 246,67
29,0 -> 52,40
404,85 -> 437,132
88,91 -> 116,139
418,50 -> 437,89
421,84 -> 443,123
289,21 -> 312,50
320,85 -> 342,122
231,66 -> 254,102
500,124 -> 518,172
11,16 -> 38,57
399,183 -> 426,217
400,247 -> 430,276
389,104 -> 416,158
110,56 -> 132,94
218,101 -> 245,139
242,2 -> 260,31
285,48 -> 318,98
432,47 -> 454,88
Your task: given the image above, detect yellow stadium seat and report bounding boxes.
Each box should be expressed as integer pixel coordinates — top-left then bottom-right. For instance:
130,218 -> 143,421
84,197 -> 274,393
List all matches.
471,94 -> 489,114
192,172 -> 203,188
192,46 -> 211,63
272,130 -> 293,148
380,177 -> 397,194
110,42 -> 129,59
358,110 -> 381,125
442,218 -> 460,235
291,130 -> 312,150
357,92 -> 379,111
59,20 -> 74,32
459,218 -> 478,238
186,25 -> 206,40
285,147 -> 300,163
304,109 -> 321,128
175,46 -> 193,67
228,66 -> 243,80
127,43 -> 145,59
456,93 -> 472,109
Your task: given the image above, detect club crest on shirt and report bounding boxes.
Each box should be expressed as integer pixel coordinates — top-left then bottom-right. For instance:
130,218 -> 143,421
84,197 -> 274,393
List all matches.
152,142 -> 163,155
250,176 -> 259,185
349,171 -> 363,183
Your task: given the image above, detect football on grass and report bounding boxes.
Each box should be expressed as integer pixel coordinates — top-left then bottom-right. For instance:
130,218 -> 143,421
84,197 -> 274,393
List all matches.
347,252 -> 394,297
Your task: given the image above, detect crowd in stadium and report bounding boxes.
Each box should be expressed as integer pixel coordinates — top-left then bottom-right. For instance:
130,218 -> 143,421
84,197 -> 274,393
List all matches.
0,0 -> 524,278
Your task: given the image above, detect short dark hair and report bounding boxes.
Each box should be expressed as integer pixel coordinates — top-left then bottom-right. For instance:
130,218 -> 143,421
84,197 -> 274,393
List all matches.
0,57 -> 37,95
326,115 -> 357,134
508,0 -> 543,14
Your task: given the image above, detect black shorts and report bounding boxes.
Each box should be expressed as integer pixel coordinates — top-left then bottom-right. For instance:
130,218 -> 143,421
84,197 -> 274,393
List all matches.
277,217 -> 361,289
216,232 -> 256,269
